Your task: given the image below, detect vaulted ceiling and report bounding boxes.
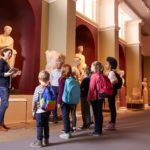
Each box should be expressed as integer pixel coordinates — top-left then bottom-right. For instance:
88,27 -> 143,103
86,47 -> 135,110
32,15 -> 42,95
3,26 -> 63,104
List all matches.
124,0 -> 150,36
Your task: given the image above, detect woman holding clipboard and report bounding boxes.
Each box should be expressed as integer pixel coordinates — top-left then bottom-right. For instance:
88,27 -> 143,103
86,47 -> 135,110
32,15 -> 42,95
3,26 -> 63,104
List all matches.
0,48 -> 21,131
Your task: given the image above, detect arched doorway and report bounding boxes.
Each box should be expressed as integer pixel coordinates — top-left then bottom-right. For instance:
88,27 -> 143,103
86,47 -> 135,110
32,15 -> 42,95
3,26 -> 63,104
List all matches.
0,0 -> 41,94
76,25 -> 96,67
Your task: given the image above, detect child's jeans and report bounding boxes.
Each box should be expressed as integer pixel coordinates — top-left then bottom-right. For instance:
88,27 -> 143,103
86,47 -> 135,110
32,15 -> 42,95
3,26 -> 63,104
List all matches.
70,104 -> 77,128
36,112 -> 50,141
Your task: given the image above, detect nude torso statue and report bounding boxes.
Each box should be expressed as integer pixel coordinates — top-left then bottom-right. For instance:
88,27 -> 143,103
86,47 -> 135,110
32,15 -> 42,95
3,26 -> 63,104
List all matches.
75,45 -> 87,71
0,25 -> 17,68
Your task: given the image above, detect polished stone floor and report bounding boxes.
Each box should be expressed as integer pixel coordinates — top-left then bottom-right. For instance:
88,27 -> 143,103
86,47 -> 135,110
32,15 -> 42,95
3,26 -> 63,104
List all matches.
0,108 -> 150,150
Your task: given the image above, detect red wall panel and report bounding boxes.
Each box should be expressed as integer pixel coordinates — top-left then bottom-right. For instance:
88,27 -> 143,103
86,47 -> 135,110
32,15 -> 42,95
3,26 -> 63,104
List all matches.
76,16 -> 98,66
0,0 -> 42,94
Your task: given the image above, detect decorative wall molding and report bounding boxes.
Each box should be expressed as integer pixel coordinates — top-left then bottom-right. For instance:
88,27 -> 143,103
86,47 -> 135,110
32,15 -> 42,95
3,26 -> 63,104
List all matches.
126,42 -> 141,47
44,0 -> 56,3
44,0 -> 77,3
76,12 -> 98,28
99,25 -> 119,32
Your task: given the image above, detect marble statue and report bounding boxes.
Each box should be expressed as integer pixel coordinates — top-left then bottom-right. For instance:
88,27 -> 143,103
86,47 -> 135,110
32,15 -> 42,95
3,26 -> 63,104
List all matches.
119,70 -> 125,86
75,45 -> 87,72
0,25 -> 17,68
72,56 -> 82,81
142,77 -> 149,107
45,50 -> 65,73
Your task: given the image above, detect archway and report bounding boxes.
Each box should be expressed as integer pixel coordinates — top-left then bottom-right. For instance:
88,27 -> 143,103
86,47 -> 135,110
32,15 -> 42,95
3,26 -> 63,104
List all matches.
76,25 -> 96,67
0,0 -> 41,94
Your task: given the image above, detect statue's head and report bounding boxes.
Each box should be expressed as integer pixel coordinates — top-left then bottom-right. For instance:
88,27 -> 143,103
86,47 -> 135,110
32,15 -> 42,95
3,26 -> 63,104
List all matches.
4,25 -> 12,35
77,45 -> 83,53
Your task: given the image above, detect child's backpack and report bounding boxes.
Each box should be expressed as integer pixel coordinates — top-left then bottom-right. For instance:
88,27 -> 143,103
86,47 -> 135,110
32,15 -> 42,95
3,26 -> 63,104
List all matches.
96,74 -> 113,99
113,71 -> 123,90
62,77 -> 80,104
39,84 -> 56,111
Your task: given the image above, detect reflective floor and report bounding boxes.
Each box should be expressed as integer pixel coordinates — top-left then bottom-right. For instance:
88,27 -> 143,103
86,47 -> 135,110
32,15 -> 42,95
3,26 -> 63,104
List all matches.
0,108 -> 150,150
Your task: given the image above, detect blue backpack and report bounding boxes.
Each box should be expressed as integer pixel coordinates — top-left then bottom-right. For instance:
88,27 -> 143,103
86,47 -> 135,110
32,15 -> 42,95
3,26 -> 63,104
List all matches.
39,84 -> 56,111
62,77 -> 80,104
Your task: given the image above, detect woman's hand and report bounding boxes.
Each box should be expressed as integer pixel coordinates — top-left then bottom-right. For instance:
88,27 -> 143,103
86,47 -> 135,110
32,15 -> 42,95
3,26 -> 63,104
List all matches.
12,70 -> 21,78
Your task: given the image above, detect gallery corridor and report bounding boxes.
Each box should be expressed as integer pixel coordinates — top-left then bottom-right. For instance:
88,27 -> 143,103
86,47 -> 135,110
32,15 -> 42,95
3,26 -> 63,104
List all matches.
0,108 -> 150,150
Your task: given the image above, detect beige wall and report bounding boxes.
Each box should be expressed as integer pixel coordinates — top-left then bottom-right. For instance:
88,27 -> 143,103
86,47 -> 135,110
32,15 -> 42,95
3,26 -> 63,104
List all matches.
141,35 -> 150,56
126,44 -> 142,96
98,28 -> 119,64
98,0 -> 119,65
48,0 -> 76,64
66,0 -> 76,64
40,1 -> 49,70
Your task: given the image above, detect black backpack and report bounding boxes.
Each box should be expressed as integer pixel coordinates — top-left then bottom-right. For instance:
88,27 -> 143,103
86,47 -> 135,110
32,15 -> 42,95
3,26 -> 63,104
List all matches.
113,72 -> 122,90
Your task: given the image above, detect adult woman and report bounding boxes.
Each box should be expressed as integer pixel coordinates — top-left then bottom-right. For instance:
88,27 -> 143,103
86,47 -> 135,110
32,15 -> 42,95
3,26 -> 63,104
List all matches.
0,48 -> 21,130
87,61 -> 104,136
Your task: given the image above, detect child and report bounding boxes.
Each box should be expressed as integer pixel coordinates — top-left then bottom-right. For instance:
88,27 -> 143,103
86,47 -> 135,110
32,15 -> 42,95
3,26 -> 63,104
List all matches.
30,70 -> 52,147
58,64 -> 80,139
79,67 -> 91,129
104,57 -> 118,130
87,61 -> 104,136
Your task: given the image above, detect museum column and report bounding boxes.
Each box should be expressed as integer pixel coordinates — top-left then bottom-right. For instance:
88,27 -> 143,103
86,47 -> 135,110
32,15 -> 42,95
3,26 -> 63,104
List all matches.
125,20 -> 142,97
98,0 -> 119,64
48,0 -> 76,64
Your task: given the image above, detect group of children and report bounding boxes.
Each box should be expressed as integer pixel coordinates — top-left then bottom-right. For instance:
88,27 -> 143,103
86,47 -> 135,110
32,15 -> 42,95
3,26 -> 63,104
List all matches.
30,56 -> 120,148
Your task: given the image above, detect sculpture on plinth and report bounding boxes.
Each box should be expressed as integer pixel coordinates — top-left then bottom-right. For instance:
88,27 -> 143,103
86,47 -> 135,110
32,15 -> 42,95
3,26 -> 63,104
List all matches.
118,70 -> 126,110
75,45 -> 87,72
142,77 -> 149,107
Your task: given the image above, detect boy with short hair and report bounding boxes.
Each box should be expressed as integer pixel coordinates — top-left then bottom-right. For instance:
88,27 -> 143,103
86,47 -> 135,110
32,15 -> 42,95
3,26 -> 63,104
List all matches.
30,70 -> 52,147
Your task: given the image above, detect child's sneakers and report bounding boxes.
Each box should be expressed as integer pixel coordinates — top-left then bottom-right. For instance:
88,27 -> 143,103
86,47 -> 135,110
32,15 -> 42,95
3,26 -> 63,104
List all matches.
43,139 -> 50,146
104,122 -> 116,131
30,140 -> 43,148
59,133 -> 71,139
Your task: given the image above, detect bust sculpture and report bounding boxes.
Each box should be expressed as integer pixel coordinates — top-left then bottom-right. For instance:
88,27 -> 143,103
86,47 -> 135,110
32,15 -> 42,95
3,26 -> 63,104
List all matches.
75,45 -> 87,72
0,25 -> 17,68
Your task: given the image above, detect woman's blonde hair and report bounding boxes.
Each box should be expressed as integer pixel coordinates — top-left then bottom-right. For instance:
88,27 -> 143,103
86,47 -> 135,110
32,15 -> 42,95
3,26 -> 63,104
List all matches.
91,61 -> 104,73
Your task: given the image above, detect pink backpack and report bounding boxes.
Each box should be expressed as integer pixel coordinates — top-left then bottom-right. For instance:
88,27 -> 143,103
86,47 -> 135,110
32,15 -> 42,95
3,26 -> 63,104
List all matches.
96,74 -> 113,99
